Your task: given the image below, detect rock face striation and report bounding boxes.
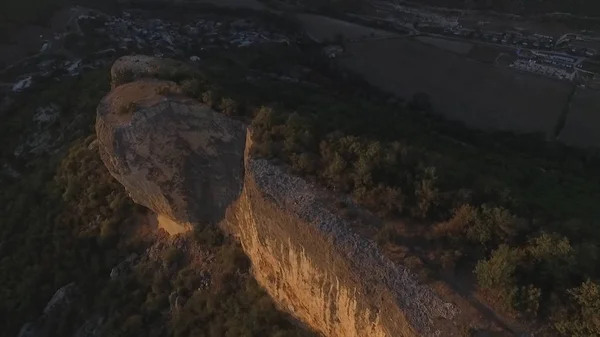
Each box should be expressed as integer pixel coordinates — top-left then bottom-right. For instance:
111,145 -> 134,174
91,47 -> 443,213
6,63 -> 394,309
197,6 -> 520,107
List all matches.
96,55 -> 460,337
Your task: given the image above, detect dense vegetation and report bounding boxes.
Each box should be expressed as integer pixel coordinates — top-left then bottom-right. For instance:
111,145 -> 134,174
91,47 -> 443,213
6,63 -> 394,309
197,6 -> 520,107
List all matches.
0,67 -> 314,337
167,44 -> 600,335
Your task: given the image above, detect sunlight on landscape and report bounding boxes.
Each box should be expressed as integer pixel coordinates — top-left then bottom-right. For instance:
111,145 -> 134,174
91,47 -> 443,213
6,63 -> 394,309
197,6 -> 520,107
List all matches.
1,1 -> 600,337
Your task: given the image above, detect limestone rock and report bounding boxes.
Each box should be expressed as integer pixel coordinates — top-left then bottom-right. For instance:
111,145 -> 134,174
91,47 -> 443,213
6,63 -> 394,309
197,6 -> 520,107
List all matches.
43,283 -> 79,316
110,55 -> 203,89
96,78 -> 246,232
96,56 -> 464,337
224,131 -> 459,337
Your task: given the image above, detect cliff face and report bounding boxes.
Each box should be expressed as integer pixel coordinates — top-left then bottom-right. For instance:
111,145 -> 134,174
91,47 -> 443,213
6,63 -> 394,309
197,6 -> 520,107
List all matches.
225,132 -> 457,337
97,56 -> 459,337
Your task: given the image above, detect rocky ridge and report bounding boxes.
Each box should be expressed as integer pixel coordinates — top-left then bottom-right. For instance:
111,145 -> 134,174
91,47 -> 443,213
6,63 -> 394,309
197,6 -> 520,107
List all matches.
250,156 -> 457,329
95,55 -> 462,337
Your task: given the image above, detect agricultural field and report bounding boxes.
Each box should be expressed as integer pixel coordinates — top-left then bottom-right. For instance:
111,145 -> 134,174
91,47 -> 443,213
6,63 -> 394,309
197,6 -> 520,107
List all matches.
558,88 -> 600,148
297,13 -> 399,42
186,0 -> 266,10
467,45 -> 513,64
415,36 -> 473,55
341,38 -> 572,135
405,0 -> 600,16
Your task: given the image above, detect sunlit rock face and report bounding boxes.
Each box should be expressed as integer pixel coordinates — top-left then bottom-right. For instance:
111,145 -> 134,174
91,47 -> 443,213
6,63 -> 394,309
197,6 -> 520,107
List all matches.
97,56 -> 459,336
223,131 -> 458,337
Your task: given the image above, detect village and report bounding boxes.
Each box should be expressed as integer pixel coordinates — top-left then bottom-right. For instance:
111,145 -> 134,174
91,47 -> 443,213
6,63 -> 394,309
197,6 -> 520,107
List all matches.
363,0 -> 600,85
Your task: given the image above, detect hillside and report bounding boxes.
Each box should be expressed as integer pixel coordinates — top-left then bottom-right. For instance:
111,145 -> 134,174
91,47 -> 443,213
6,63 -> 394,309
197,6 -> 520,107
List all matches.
1,2 -> 600,337
0,6 -> 316,337
189,43 -> 600,336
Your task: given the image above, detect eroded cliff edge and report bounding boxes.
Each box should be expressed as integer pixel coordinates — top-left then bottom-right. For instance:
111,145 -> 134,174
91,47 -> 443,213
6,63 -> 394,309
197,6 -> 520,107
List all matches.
96,55 -> 460,337
228,131 -> 458,337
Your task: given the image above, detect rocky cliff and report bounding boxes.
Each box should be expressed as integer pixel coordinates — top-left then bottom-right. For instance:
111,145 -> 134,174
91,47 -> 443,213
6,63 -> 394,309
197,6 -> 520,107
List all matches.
96,67 -> 246,233
96,55 -> 460,337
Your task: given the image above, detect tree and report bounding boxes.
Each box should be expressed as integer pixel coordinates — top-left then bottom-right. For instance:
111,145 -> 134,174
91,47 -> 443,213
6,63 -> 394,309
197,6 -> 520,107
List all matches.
433,204 -> 478,240
527,232 -> 576,290
556,280 -> 600,337
219,97 -> 239,116
413,166 -> 439,218
466,204 -> 519,247
202,90 -> 221,108
475,245 -> 523,308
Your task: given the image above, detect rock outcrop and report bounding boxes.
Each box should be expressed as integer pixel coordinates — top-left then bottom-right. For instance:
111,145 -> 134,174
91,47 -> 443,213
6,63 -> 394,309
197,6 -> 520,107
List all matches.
96,55 -> 461,337
17,283 -> 83,337
226,131 -> 458,337
96,75 -> 246,233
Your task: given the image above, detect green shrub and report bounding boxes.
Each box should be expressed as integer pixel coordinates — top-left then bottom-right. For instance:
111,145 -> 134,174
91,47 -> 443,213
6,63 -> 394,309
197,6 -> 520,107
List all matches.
475,245 -> 523,308
465,205 -> 517,246
434,204 -> 478,239
219,97 -> 239,116
526,232 -> 576,290
201,90 -> 221,108
252,106 -> 279,134
413,166 -> 439,218
180,78 -> 203,97
514,284 -> 542,317
555,280 -> 600,337
290,152 -> 318,174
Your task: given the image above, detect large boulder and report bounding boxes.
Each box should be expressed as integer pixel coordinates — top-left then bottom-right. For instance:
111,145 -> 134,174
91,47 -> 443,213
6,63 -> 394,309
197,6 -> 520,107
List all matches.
96,76 -> 246,233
